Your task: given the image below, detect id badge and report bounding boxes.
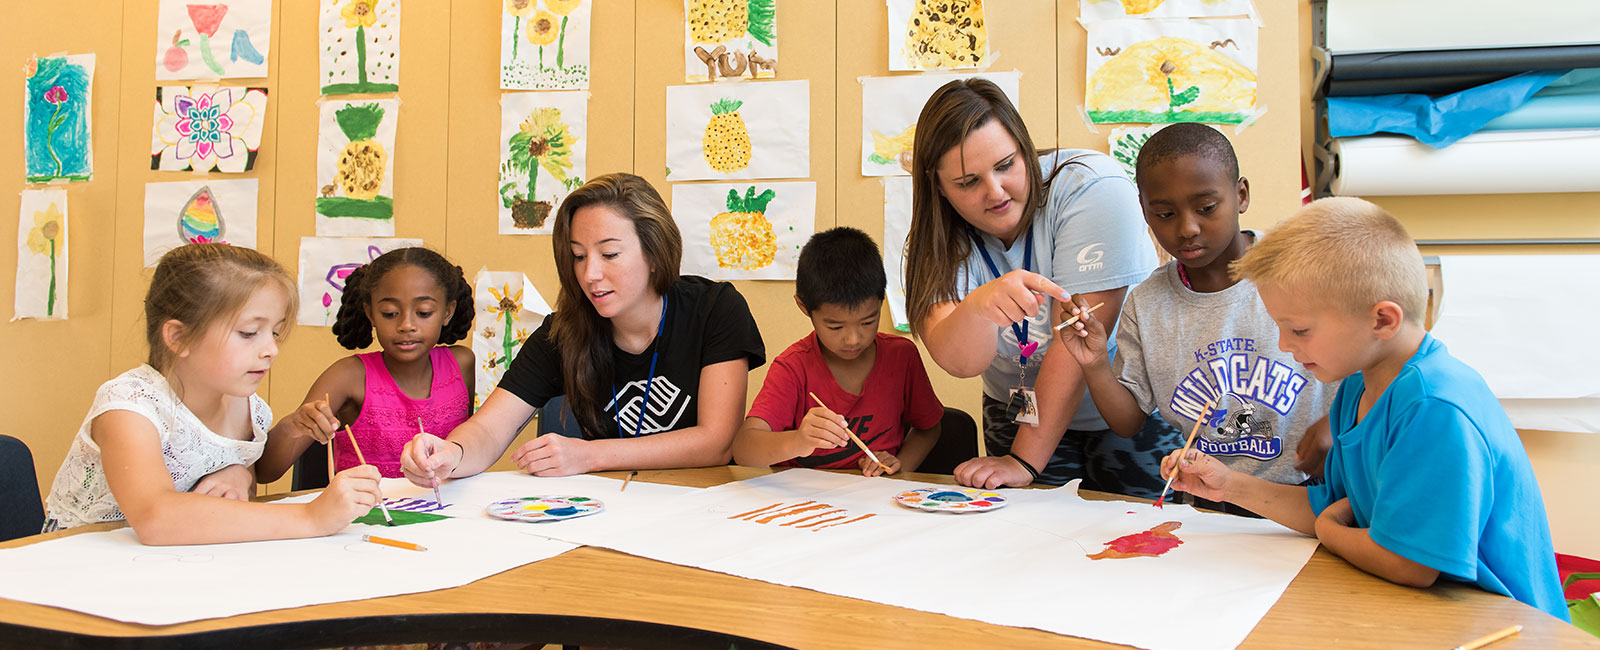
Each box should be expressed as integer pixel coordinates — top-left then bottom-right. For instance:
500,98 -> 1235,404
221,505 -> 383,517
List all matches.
1006,386 -> 1040,425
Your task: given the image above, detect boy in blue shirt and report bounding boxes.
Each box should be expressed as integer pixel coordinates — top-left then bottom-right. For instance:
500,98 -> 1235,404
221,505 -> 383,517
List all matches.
1162,197 -> 1568,620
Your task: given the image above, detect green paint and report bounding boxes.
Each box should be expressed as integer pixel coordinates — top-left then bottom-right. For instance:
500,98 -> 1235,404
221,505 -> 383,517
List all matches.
511,16 -> 522,59
25,173 -> 90,183
867,153 -> 894,166
46,238 -> 56,316
556,15 -> 569,69
316,196 -> 394,219
198,33 -> 225,76
1088,110 -> 1248,125
356,24 -> 369,86
321,82 -> 399,95
334,103 -> 386,141
353,507 -> 448,526
747,0 -> 776,46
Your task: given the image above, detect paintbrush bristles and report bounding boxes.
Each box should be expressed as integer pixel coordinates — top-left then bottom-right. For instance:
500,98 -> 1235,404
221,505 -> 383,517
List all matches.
1154,401 -> 1215,508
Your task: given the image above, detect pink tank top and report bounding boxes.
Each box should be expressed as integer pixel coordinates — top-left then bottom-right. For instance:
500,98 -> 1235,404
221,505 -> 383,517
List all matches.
336,347 -> 471,477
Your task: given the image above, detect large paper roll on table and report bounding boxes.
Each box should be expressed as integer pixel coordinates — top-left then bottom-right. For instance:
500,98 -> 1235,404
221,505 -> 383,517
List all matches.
1331,129 -> 1600,196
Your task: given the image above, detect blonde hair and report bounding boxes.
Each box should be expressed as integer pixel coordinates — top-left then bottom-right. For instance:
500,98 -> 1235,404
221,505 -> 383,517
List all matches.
145,244 -> 299,372
1230,197 -> 1426,324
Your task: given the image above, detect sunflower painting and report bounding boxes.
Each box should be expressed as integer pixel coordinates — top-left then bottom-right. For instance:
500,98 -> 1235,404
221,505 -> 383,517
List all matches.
498,91 -> 587,235
320,0 -> 401,95
1084,18 -> 1258,124
14,189 -> 69,321
501,0 -> 592,90
470,270 -> 552,410
316,99 -> 399,236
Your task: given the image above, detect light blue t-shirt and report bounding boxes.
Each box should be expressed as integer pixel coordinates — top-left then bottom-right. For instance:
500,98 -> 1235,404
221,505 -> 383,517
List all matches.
1308,334 -> 1568,621
958,149 -> 1159,431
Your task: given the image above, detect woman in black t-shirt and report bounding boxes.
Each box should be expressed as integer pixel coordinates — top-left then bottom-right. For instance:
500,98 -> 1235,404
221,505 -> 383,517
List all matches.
401,174 -> 765,483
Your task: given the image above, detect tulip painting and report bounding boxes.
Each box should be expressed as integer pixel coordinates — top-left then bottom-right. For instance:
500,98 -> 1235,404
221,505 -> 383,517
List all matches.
23,54 -> 94,183
155,1 -> 271,80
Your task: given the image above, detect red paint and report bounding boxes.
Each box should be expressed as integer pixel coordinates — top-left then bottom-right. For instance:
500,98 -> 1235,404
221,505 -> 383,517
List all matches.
1087,521 -> 1184,560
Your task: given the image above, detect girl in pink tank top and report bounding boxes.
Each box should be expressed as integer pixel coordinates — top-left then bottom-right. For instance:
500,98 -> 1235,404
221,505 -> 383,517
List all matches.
258,247 -> 477,482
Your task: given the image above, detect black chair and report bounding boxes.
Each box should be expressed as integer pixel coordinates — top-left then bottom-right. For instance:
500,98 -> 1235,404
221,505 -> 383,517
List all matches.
917,407 -> 980,475
539,395 -> 584,438
290,441 -> 333,491
0,435 -> 46,541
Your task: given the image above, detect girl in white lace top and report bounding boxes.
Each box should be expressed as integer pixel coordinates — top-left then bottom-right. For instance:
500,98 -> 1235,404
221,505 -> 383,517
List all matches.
44,244 -> 382,545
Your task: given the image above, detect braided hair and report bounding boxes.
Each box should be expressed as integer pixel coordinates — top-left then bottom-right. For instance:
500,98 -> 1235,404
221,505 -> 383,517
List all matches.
330,247 -> 475,350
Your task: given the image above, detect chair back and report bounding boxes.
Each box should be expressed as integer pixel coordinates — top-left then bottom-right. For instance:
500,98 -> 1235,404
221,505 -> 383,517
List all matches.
917,408 -> 980,475
0,435 -> 46,541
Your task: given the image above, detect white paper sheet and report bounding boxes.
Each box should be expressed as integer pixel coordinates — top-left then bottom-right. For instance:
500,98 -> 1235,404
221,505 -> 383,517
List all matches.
471,269 -> 553,409
316,98 -> 400,237
1326,0 -> 1600,54
1429,255 -> 1600,432
319,0 -> 401,95
13,189 -> 68,321
501,0 -> 591,90
296,236 -> 422,327
535,469 -> 1318,650
155,0 -> 272,80
859,71 -> 1020,177
143,179 -> 260,267
151,85 -> 268,173
683,0 -> 778,82
24,54 -> 94,184
882,176 -> 912,331
672,181 -> 815,281
1081,0 -> 1256,21
1085,18 -> 1258,125
1331,129 -> 1600,196
886,0 -> 989,71
499,91 -> 588,235
665,80 -> 809,181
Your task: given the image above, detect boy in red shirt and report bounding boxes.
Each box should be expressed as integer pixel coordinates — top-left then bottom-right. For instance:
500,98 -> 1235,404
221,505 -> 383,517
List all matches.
734,227 -> 945,475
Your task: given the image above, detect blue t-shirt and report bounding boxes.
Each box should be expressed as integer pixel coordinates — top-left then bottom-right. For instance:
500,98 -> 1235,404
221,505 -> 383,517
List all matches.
1307,334 -> 1567,621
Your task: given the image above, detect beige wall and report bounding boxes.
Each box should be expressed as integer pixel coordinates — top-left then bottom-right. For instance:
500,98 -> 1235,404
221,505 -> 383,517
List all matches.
3,1 -> 1591,558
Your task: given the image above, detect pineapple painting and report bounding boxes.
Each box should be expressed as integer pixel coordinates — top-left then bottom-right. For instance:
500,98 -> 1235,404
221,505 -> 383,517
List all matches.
890,0 -> 987,70
315,99 -> 398,236
499,91 -> 588,235
319,0 -> 401,95
684,0 -> 778,82
710,186 -> 778,270
703,98 -> 752,173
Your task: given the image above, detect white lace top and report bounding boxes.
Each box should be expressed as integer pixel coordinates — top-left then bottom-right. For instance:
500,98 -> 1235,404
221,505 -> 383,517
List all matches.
43,365 -> 270,531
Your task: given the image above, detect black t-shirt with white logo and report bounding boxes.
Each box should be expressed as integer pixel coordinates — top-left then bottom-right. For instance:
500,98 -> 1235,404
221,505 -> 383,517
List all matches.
498,276 -> 766,439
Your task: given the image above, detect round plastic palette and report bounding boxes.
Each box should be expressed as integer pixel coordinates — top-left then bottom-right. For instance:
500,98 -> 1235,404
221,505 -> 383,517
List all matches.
485,496 -> 604,522
892,487 -> 1007,513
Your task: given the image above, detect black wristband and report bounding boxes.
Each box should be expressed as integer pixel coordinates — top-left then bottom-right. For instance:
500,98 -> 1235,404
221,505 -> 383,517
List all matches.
1007,453 -> 1041,482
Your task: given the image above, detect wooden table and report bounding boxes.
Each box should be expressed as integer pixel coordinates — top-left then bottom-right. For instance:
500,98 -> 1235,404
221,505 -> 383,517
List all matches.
0,467 -> 1592,649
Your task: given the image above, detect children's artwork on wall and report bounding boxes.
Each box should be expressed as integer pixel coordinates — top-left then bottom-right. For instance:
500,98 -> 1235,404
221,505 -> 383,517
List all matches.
155,1 -> 272,80
498,91 -> 587,235
150,86 -> 267,172
881,176 -> 912,332
886,0 -> 988,71
471,268 -> 552,409
14,189 -> 68,322
1107,123 -> 1227,180
316,99 -> 399,236
683,0 -> 777,83
1085,18 -> 1258,125
672,181 -> 814,281
1080,0 -> 1256,21
860,71 -> 1019,176
665,80 -> 808,181
319,0 -> 401,95
297,236 -> 422,326
142,180 -> 259,267
23,54 -> 94,184
501,0 -> 591,90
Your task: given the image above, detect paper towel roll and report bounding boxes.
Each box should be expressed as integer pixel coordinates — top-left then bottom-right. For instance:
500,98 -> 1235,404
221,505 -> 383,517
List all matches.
1331,129 -> 1600,196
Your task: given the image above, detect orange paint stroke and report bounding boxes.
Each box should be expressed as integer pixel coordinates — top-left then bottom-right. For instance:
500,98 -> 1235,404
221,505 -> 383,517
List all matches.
1087,521 -> 1184,560
729,502 -> 785,520
794,514 -> 848,529
812,513 -> 876,531
756,503 -> 831,524
781,508 -> 845,527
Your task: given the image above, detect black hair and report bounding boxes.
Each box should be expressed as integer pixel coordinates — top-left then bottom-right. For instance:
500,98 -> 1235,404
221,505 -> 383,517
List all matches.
795,227 -> 887,312
1134,123 -> 1240,187
331,247 -> 475,350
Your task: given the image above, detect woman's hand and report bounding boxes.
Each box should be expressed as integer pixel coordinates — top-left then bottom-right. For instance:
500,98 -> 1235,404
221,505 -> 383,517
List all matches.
954,455 -> 1034,489
512,434 -> 599,477
401,432 -> 462,489
962,270 -> 1069,329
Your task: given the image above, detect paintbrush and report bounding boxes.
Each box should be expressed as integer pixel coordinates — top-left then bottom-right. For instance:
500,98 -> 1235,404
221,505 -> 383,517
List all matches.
324,393 -> 335,485
1153,400 -> 1215,509
344,425 -> 394,526
808,391 -> 892,474
419,417 -> 442,505
1053,301 -> 1105,331
620,471 -> 637,492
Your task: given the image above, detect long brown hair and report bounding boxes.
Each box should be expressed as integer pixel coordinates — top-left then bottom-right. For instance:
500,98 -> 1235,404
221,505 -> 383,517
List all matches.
548,173 -> 683,436
903,78 -> 1054,337
145,243 -> 298,372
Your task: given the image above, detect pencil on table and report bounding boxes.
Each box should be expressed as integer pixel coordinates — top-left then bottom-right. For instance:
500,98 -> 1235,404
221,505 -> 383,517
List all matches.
362,534 -> 427,552
344,425 -> 394,526
1053,301 -> 1105,331
808,391 -> 891,473
1454,625 -> 1522,650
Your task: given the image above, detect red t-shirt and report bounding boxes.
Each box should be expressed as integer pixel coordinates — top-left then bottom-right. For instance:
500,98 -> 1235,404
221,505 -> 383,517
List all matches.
747,332 -> 944,469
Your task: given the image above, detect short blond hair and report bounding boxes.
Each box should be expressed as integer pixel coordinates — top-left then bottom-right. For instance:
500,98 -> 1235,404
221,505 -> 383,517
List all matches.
1231,197 -> 1426,324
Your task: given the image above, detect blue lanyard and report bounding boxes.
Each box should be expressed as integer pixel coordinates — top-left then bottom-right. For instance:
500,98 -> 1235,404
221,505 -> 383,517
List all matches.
611,298 -> 668,438
971,227 -> 1036,366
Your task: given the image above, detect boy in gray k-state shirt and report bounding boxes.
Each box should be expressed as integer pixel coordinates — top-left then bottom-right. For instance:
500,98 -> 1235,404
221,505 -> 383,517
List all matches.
1058,124 -> 1333,515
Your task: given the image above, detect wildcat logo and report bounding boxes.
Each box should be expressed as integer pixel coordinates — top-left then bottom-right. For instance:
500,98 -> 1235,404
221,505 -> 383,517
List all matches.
1077,243 -> 1106,272
606,377 -> 691,436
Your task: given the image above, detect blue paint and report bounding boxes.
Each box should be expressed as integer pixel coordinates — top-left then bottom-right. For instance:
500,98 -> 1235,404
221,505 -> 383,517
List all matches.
230,29 -> 264,64
25,56 -> 92,182
544,507 -> 579,517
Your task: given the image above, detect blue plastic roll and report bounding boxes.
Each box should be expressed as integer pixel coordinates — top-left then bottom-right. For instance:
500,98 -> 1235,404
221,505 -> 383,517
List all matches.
1481,94 -> 1600,131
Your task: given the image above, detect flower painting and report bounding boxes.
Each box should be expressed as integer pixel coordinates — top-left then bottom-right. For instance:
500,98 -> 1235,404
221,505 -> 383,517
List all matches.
499,91 -> 587,235
24,54 -> 94,183
320,0 -> 401,95
501,0 -> 591,90
471,269 -> 552,409
155,1 -> 272,80
151,86 -> 268,172
14,189 -> 69,321
297,236 -> 421,327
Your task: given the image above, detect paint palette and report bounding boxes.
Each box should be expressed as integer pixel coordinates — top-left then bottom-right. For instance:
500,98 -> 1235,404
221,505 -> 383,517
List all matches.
485,496 -> 604,523
892,488 -> 1007,513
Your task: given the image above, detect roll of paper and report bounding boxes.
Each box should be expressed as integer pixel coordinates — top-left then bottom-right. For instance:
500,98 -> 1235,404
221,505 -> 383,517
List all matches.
1331,129 -> 1600,196
1482,94 -> 1600,131
1331,45 -> 1600,81
1327,0 -> 1600,54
